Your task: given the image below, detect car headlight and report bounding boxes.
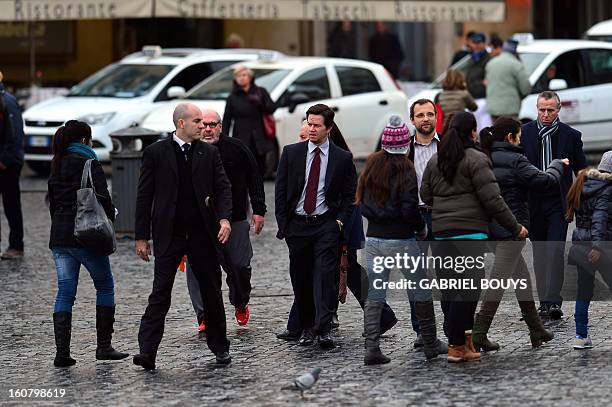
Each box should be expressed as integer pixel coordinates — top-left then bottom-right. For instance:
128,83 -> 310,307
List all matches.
77,112 -> 116,126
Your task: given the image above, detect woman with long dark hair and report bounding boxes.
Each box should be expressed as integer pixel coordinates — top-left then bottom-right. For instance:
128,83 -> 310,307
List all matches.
358,116 -> 445,365
48,120 -> 127,367
566,151 -> 612,349
472,117 -> 564,351
222,64 -> 276,177
420,112 -> 527,362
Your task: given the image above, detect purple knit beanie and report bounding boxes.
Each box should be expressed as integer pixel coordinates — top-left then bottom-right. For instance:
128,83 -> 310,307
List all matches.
381,115 -> 410,155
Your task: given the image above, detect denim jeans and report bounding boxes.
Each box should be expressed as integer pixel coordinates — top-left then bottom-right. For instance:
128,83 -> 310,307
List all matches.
52,246 -> 115,313
365,237 -> 432,303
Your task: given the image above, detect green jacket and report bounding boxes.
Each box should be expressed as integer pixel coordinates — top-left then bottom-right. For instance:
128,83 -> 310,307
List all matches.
485,52 -> 532,116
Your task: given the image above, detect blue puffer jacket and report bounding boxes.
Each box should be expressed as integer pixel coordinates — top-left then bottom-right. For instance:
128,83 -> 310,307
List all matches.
571,169 -> 612,250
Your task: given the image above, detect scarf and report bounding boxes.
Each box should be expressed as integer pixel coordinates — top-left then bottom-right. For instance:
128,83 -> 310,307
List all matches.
537,117 -> 559,169
66,142 -> 98,160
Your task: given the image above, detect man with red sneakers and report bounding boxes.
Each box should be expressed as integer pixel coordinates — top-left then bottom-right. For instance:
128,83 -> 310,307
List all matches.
185,108 -> 266,331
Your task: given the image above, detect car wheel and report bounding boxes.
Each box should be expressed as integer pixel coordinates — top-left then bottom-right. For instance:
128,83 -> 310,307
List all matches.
27,161 -> 51,177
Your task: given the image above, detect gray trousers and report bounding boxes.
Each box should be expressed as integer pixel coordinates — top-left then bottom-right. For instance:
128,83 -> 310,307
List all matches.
186,220 -> 253,322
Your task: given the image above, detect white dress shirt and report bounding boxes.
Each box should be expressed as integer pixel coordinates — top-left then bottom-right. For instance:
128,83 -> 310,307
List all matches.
296,139 -> 330,215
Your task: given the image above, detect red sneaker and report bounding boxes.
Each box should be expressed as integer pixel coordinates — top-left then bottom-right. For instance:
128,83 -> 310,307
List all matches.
198,321 -> 206,333
235,305 -> 250,326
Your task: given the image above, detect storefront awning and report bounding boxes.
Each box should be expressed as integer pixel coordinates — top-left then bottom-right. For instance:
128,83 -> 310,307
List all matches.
0,0 -> 505,22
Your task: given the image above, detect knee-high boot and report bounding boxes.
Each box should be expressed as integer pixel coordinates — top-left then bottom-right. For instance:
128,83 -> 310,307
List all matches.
96,306 -> 129,360
414,301 -> 447,359
519,301 -> 554,347
53,312 -> 76,367
364,301 -> 390,365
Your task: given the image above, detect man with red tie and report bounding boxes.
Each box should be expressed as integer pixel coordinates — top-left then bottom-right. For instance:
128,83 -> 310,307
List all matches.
275,104 -> 357,349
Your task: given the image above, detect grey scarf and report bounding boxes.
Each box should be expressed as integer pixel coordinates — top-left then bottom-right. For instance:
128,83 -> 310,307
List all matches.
537,117 -> 559,169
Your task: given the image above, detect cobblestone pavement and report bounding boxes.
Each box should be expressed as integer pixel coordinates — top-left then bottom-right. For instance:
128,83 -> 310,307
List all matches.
1,171 -> 611,406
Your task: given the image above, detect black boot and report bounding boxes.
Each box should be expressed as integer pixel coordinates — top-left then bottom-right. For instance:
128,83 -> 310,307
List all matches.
95,306 -> 129,360
520,302 -> 554,347
363,301 -> 390,365
53,312 -> 76,367
414,301 -> 447,360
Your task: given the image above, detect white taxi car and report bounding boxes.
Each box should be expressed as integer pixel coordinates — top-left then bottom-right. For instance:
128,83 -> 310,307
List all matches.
409,39 -> 612,153
139,57 -> 410,162
22,46 -> 283,175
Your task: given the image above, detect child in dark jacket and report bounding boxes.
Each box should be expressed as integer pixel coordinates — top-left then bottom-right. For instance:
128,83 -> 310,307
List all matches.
566,151 -> 612,349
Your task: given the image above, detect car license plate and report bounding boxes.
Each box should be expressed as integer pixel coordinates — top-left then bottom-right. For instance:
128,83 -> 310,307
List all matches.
29,136 -> 50,147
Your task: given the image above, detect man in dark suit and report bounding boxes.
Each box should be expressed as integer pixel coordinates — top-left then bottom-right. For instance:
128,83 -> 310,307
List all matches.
521,91 -> 587,320
275,103 -> 357,348
133,103 -> 233,369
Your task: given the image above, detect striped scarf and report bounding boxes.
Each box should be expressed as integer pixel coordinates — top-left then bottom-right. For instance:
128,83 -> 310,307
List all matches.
537,117 -> 559,169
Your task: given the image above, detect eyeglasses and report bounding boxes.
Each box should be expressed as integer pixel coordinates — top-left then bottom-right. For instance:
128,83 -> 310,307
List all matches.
202,122 -> 220,128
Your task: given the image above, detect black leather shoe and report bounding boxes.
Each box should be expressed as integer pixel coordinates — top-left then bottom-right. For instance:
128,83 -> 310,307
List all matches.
549,304 -> 563,320
215,351 -> 231,365
276,329 -> 300,341
318,332 -> 335,349
297,330 -> 315,346
133,353 -> 155,370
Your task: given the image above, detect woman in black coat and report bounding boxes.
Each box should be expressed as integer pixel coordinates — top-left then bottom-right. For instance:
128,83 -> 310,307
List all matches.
48,120 -> 127,367
222,64 -> 276,177
473,117 -> 567,351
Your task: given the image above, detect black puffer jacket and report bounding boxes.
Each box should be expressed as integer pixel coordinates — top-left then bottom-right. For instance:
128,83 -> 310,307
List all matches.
361,168 -> 425,239
48,155 -> 114,249
571,169 -> 612,250
488,141 -> 565,238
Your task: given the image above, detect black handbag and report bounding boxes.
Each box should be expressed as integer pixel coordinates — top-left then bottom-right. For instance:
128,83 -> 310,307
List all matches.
73,159 -> 116,256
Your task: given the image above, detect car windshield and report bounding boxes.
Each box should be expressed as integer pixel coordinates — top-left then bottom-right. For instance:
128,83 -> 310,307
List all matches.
187,68 -> 290,100
518,52 -> 548,76
430,51 -> 548,88
69,64 -> 175,97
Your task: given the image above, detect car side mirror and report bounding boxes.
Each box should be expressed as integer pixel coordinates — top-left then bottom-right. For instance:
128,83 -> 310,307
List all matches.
549,79 -> 568,91
167,86 -> 186,99
288,92 -> 310,114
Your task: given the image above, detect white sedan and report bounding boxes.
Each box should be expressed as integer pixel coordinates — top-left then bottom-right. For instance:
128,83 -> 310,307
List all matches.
140,57 -> 410,161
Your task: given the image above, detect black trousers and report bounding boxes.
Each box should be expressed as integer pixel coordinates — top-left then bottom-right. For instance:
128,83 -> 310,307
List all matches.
0,164 -> 24,251
285,217 -> 339,335
530,199 -> 568,306
286,248 -> 397,332
432,240 -> 484,346
138,232 -> 229,356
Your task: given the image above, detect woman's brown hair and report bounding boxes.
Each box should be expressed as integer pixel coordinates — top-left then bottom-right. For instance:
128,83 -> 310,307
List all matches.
565,168 -> 590,221
355,150 -> 414,206
442,69 -> 467,91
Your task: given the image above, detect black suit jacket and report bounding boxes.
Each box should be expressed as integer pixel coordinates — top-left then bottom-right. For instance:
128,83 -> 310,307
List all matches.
135,138 -> 232,257
275,140 -> 357,240
520,120 -> 587,211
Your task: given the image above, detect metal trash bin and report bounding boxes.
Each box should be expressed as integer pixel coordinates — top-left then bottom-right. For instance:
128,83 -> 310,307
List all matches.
109,127 -> 162,236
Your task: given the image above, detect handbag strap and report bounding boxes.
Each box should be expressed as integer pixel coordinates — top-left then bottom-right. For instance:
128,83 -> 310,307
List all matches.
80,159 -> 96,193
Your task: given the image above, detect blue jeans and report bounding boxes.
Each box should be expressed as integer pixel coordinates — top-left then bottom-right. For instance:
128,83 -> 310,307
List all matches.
52,246 -> 115,313
365,237 -> 432,304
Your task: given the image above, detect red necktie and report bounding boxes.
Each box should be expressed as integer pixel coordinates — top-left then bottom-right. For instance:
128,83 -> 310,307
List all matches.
303,147 -> 321,214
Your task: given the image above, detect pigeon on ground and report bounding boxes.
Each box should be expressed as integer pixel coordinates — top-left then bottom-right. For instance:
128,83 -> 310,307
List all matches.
281,368 -> 322,398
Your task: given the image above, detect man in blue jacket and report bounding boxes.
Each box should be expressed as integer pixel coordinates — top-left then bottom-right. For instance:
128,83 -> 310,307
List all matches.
521,91 -> 587,319
0,72 -> 25,259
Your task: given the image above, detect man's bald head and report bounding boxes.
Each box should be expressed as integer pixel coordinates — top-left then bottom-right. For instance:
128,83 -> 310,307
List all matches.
201,108 -> 223,144
201,109 -> 221,123
173,103 -> 200,127
173,103 -> 203,142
